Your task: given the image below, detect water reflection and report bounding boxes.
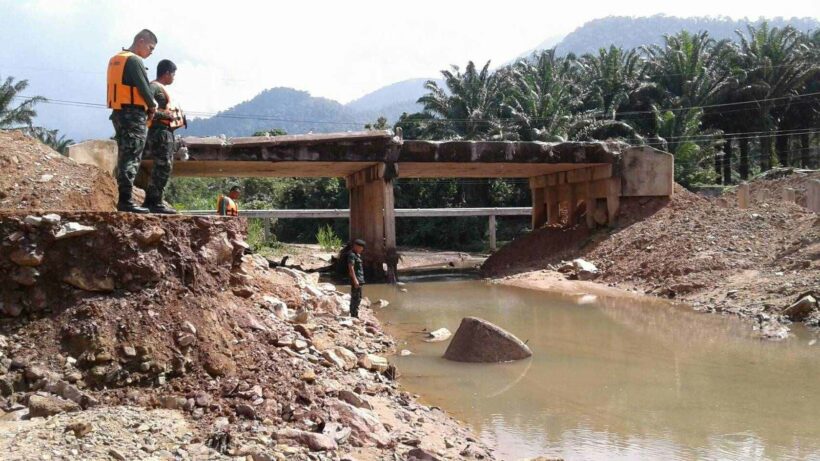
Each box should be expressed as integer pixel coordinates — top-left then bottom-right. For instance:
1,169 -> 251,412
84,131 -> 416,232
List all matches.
367,280 -> 820,461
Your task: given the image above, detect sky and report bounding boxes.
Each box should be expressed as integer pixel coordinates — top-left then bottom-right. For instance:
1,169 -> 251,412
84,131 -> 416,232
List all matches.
1,0 -> 818,140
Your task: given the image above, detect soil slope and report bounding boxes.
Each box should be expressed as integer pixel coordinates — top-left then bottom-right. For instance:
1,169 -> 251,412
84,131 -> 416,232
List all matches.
0,130 -> 120,211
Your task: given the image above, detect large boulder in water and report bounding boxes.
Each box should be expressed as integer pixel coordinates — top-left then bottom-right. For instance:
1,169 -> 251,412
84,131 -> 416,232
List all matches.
443,317 -> 532,363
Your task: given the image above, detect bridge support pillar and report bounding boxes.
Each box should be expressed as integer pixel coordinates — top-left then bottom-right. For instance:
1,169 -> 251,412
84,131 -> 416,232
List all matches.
530,166 -> 620,229
346,164 -> 397,282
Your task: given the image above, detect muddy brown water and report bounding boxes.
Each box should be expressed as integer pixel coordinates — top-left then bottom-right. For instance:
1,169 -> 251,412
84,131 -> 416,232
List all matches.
364,279 -> 820,461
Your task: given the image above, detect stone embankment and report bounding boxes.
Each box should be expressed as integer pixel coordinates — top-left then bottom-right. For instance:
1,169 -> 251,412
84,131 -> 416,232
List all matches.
0,211 -> 493,460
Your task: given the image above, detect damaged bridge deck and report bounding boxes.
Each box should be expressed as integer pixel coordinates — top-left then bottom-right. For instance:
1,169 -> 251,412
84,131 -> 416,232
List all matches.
71,130 -> 674,281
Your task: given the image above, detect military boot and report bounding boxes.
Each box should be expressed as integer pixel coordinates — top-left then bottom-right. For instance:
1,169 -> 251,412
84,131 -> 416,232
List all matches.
142,196 -> 178,215
118,191 -> 149,213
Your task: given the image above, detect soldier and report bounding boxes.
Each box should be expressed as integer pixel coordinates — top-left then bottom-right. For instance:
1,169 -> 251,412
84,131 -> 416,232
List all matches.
347,239 -> 366,318
217,186 -> 241,216
107,29 -> 158,213
143,59 -> 186,214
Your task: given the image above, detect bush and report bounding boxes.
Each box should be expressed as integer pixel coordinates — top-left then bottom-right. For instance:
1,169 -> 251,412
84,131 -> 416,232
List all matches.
317,224 -> 343,252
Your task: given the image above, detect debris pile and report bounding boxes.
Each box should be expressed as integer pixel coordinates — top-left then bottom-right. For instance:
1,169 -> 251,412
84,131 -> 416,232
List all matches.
484,181 -> 820,336
0,211 -> 493,460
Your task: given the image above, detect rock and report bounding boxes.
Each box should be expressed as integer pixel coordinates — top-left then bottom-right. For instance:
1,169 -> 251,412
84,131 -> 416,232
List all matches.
54,222 -> 96,240
322,347 -> 357,370
262,296 -> 289,319
233,287 -> 254,298
28,394 -> 81,417
176,333 -> 196,347
782,294 -> 818,322
424,328 -> 451,343
160,395 -> 187,410
291,308 -> 311,324
65,421 -> 93,438
10,267 -> 39,286
400,349 -> 412,356
358,354 -> 389,373
121,345 -> 137,358
328,400 -> 392,448
108,448 -> 126,461
24,215 -> 43,226
203,352 -> 236,377
443,317 -> 532,363
760,319 -> 790,340
41,214 -> 61,226
135,227 -> 165,246
406,447 -> 442,461
194,391 -> 212,407
235,403 -> 257,419
9,247 -> 44,266
572,258 -> 598,280
373,299 -> 390,308
301,370 -> 317,383
275,428 -> 337,452
338,390 -> 373,410
294,324 -> 314,339
62,268 -> 114,292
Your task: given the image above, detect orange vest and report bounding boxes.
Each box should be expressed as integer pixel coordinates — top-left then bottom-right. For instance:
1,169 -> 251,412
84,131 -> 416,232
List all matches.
217,195 -> 238,216
148,81 -> 186,129
107,51 -> 149,110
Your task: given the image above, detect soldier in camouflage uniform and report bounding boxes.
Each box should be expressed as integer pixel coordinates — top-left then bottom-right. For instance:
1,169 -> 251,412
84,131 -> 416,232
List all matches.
107,29 -> 158,213
142,59 -> 185,214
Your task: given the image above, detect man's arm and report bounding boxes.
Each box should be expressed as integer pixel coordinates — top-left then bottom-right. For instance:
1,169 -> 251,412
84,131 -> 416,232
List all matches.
124,55 -> 157,110
151,84 -> 173,120
348,263 -> 359,288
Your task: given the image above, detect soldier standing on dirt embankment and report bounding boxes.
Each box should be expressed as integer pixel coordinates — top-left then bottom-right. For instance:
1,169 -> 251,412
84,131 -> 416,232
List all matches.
143,59 -> 186,214
106,29 -> 158,213
348,239 -> 366,318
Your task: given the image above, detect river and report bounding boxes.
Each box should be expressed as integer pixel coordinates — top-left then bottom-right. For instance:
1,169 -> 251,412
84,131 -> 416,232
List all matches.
364,279 -> 820,461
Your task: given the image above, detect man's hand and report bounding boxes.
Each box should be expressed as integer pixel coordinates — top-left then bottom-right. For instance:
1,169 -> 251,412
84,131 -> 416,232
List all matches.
147,107 -> 156,119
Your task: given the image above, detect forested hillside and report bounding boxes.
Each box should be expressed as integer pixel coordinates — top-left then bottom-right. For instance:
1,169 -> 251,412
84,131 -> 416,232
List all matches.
554,15 -> 819,55
185,88 -> 362,137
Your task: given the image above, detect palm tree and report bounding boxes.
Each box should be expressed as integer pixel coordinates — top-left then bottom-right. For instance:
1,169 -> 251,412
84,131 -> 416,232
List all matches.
643,31 -> 735,182
29,127 -> 74,155
578,46 -> 645,119
417,60 -> 506,140
502,49 -> 582,141
0,75 -> 45,129
733,23 -> 816,170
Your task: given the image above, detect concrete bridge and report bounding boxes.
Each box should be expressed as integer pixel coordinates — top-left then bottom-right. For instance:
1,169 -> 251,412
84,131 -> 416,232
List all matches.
69,129 -> 674,280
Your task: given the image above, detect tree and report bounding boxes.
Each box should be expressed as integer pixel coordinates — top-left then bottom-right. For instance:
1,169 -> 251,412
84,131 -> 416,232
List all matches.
577,46 -> 645,119
733,23 -> 816,170
252,128 -> 287,136
1,75 -> 45,129
502,49 -> 581,141
29,127 -> 74,155
417,60 -> 506,140
364,116 -> 389,130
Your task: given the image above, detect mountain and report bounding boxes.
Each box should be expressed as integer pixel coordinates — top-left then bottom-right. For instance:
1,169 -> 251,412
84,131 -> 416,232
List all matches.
344,78 -> 442,124
553,15 -> 820,56
186,88 -> 363,137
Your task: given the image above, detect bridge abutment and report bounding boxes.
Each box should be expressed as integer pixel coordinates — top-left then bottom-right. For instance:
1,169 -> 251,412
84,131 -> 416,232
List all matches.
346,164 -> 398,282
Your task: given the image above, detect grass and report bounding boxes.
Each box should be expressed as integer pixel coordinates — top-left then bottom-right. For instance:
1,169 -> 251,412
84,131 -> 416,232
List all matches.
316,224 -> 343,252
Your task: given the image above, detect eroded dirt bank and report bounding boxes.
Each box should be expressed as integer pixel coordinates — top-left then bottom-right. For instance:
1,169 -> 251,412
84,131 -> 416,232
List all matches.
483,175 -> 820,339
0,211 -> 492,460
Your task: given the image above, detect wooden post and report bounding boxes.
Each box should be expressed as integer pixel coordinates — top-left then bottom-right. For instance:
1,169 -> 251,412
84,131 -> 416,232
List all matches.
566,186 -> 577,226
531,185 -> 546,229
584,181 -> 595,229
737,183 -> 750,209
808,180 -> 820,213
488,214 -> 497,251
546,187 -> 559,225
605,178 -> 621,226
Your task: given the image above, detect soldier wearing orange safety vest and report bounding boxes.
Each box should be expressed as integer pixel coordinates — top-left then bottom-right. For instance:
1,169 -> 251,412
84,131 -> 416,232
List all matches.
217,186 -> 241,216
142,59 -> 186,214
106,29 -> 158,214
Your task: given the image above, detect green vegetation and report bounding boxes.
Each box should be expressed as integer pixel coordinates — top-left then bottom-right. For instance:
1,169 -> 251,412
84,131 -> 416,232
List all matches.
1,74 -> 74,154
316,224 -> 343,252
